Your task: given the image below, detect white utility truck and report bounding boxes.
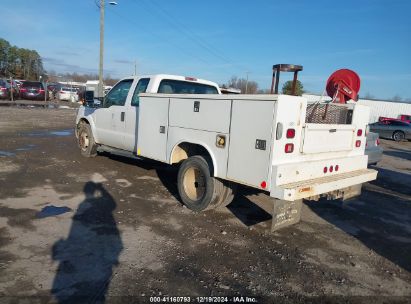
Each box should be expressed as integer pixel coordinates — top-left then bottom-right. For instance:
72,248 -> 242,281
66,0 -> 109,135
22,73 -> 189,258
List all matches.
76,72 -> 377,231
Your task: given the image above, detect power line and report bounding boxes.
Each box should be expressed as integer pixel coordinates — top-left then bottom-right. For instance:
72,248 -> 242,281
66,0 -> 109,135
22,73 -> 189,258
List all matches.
140,0 -> 232,63
106,7 -> 211,65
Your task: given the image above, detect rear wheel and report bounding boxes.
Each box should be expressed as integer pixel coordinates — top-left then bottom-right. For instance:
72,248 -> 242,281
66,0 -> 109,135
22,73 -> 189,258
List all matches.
393,131 -> 405,142
177,155 -> 227,212
77,123 -> 97,157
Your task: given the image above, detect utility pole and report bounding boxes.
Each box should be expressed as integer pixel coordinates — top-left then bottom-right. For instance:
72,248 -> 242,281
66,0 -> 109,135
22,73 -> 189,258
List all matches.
134,60 -> 137,76
245,72 -> 250,94
10,76 -> 14,102
98,0 -> 105,99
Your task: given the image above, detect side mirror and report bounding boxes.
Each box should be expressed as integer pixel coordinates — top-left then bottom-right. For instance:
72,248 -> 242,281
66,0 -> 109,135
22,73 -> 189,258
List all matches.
85,90 -> 94,103
84,90 -> 101,107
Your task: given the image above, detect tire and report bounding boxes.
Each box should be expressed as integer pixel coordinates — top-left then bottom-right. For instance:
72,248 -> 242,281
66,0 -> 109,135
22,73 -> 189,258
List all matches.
392,131 -> 405,142
177,155 -> 225,212
213,179 -> 237,209
77,123 -> 97,157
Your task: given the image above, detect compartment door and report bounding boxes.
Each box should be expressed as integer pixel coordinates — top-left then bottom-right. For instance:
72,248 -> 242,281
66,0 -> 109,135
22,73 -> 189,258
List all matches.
137,97 -> 169,162
227,100 -> 275,188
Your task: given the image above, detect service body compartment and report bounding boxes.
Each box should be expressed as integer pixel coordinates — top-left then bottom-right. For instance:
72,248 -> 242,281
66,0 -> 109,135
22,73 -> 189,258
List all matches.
169,97 -> 231,132
137,97 -> 169,162
227,99 -> 276,188
301,124 -> 355,154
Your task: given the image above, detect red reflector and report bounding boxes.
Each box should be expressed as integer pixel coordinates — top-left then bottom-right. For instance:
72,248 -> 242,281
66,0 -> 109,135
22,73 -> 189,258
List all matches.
357,129 -> 363,136
285,143 -> 294,153
260,181 -> 267,189
376,138 -> 380,145
330,165 -> 334,173
335,165 -> 339,171
355,140 -> 361,147
286,128 -> 295,139
323,166 -> 328,173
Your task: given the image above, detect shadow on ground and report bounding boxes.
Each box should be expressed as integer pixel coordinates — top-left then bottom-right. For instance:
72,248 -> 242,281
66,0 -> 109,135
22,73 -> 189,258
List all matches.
100,152 -> 273,227
51,182 -> 123,303
384,147 -> 411,162
305,168 -> 411,272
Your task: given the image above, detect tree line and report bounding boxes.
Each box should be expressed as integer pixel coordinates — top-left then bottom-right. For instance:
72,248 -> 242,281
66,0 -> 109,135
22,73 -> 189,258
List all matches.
0,38 -> 45,80
221,76 -> 304,95
47,71 -> 119,86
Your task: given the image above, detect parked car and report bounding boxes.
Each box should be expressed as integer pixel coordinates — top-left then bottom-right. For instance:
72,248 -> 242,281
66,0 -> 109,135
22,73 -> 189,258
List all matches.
19,81 -> 46,100
365,132 -> 383,165
0,79 -> 12,100
369,120 -> 411,141
57,87 -> 78,102
6,79 -> 20,97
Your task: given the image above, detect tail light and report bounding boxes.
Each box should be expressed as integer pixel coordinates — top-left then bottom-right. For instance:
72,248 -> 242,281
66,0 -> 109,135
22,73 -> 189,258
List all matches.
39,89 -> 45,93
285,143 -> 294,153
0,87 -> 6,91
376,138 -> 380,145
335,165 -> 339,171
357,129 -> 363,136
60,91 -> 64,94
355,140 -> 361,147
323,166 -> 328,173
329,165 -> 334,173
20,88 -> 27,92
286,128 -> 295,139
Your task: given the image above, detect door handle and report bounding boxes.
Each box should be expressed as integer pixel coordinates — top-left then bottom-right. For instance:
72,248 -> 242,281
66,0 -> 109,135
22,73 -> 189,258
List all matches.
121,112 -> 125,121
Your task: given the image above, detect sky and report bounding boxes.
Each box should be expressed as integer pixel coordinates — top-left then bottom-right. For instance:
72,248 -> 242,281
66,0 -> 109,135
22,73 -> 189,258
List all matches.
0,0 -> 410,100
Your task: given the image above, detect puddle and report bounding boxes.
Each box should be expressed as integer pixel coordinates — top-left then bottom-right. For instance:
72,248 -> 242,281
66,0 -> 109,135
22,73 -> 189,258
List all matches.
25,129 -> 74,137
15,144 -> 36,152
36,205 -> 72,218
49,130 -> 72,136
0,151 -> 16,157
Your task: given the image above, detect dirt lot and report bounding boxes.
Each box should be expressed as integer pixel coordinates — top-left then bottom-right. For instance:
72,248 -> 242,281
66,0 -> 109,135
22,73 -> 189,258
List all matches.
0,107 -> 410,303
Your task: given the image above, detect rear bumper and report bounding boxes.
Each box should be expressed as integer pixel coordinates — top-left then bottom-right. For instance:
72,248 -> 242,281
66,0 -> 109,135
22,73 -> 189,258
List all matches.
270,168 -> 377,201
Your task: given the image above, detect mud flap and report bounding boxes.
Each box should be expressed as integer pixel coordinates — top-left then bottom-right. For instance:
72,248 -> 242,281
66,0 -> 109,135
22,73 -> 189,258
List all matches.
253,197 -> 303,232
342,184 -> 362,201
271,199 -> 303,231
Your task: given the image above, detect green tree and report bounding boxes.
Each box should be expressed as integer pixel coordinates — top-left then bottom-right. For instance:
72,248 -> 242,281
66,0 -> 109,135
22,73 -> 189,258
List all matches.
282,80 -> 304,96
0,38 -> 45,80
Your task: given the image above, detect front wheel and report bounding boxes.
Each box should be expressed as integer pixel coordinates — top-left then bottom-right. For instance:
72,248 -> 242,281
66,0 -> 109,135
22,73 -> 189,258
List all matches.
77,123 -> 97,157
177,155 -> 226,212
393,131 -> 405,142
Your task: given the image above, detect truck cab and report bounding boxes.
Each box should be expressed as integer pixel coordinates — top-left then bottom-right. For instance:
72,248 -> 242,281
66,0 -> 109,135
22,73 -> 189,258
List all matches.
76,74 -> 220,153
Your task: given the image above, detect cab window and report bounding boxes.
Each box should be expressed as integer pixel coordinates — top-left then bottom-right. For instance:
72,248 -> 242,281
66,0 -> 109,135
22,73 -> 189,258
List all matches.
158,79 -> 218,94
104,79 -> 133,107
131,78 -> 150,106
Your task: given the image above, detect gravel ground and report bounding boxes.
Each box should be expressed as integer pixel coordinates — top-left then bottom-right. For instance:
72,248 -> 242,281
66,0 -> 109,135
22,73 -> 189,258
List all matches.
0,107 -> 410,303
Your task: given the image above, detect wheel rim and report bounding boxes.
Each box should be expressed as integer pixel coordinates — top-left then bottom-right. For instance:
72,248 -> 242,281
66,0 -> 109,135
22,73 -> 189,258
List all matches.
183,166 -> 206,201
394,133 -> 402,141
79,131 -> 89,151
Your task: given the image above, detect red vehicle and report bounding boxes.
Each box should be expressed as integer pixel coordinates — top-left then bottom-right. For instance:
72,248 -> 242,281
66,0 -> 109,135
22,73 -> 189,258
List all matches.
378,116 -> 400,122
379,114 -> 411,123
399,114 -> 411,123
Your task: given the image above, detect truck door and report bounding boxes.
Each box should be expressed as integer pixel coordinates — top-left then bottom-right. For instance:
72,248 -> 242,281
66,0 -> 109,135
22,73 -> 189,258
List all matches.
93,79 -> 133,149
122,78 -> 150,152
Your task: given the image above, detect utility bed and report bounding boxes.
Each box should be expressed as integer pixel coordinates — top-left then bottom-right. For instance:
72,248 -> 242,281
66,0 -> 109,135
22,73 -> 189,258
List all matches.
138,93 -> 377,202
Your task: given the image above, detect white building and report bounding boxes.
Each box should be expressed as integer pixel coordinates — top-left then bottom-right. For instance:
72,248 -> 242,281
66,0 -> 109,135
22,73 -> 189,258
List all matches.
303,94 -> 411,123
